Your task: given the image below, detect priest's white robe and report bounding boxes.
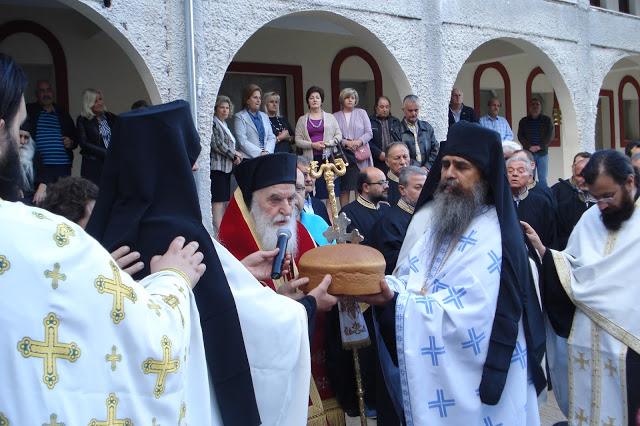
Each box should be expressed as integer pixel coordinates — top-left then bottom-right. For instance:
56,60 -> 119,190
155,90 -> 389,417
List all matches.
546,196 -> 640,425
0,200 -> 214,424
213,238 -> 312,426
388,205 -> 539,425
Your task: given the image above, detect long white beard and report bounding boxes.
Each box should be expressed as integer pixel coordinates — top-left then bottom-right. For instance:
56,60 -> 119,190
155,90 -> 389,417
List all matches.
250,199 -> 299,258
18,140 -> 35,191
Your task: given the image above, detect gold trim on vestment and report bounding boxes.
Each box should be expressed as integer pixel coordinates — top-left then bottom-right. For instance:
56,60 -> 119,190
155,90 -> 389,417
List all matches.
356,195 -> 378,210
567,313 -> 578,424
512,187 -> 529,203
0,413 -> 6,425
619,344 -> 629,426
551,249 -> 640,354
387,170 -> 399,183
397,199 -> 415,215
323,397 -> 346,426
307,376 -> 328,426
590,322 -> 602,425
159,268 -> 191,288
527,181 -> 536,190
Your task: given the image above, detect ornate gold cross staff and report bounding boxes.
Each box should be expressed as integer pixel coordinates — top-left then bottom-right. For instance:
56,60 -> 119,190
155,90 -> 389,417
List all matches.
310,156 -> 368,426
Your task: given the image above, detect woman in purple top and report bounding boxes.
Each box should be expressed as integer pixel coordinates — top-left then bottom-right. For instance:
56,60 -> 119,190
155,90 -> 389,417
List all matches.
333,88 -> 373,208
295,86 -> 342,202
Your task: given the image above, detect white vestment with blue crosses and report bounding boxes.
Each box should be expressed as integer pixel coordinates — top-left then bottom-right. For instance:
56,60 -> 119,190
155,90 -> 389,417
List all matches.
387,205 -> 539,425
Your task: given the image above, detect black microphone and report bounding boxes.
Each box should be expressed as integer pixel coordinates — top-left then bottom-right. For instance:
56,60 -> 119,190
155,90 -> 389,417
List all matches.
271,228 -> 292,280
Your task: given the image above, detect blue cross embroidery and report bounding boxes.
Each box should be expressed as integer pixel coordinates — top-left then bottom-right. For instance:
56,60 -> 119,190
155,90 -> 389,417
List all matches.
487,250 -> 502,274
510,341 -> 527,370
431,279 -> 449,293
409,256 -> 420,273
475,388 -> 480,397
442,287 -> 467,309
421,336 -> 446,366
527,377 -> 534,386
483,416 -> 503,426
428,389 -> 455,418
461,327 -> 486,355
458,230 -> 478,252
415,296 -> 437,315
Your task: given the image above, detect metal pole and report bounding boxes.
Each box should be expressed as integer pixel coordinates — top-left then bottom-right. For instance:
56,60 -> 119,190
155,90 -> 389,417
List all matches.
184,0 -> 197,127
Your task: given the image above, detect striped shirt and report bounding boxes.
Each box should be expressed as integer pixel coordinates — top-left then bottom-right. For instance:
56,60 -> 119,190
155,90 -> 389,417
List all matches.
35,109 -> 71,165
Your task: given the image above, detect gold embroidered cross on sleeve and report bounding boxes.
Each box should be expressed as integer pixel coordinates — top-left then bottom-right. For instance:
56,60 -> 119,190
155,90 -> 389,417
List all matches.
16,312 -> 81,389
53,223 -> 75,247
0,255 -> 9,275
89,393 -> 132,426
43,413 -> 63,426
94,261 -> 137,324
142,336 -> 180,398
105,346 -> 121,371
44,263 -> 66,289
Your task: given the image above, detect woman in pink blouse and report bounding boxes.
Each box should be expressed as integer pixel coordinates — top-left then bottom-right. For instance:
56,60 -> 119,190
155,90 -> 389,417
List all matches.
333,88 -> 373,208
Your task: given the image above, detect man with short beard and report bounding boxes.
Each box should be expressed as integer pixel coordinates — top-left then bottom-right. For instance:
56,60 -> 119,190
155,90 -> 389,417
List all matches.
361,122 -> 546,424
218,152 -> 343,426
525,149 -> 640,424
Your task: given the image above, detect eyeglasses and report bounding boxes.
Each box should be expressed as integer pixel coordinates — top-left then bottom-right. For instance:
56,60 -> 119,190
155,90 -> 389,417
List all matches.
366,180 -> 389,186
584,184 -> 622,204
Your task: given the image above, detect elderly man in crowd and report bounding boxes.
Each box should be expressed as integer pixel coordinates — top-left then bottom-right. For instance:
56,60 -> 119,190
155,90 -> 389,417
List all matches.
525,149 -> 640,425
507,155 -> 557,248
384,141 -> 411,206
218,152 -> 343,425
369,165 -> 426,275
400,94 -> 439,172
369,95 -> 402,171
551,152 -> 595,249
479,97 -> 513,141
339,166 -> 390,242
362,121 -> 545,424
448,88 -> 479,127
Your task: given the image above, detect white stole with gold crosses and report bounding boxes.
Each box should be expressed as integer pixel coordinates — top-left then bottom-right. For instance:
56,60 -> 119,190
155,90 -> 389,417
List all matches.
549,197 -> 640,426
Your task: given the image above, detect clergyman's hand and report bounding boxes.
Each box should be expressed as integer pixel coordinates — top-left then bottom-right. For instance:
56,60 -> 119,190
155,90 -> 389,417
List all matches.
111,245 -> 144,277
349,278 -> 394,307
520,221 -> 546,258
241,248 -> 291,281
277,276 -> 308,301
150,236 -> 205,289
307,274 -> 339,312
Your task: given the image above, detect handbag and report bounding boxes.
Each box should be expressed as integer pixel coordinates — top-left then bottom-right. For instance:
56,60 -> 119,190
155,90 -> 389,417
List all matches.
354,143 -> 371,162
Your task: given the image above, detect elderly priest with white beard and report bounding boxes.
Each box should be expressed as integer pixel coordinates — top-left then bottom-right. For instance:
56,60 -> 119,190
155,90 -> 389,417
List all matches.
360,121 -> 546,425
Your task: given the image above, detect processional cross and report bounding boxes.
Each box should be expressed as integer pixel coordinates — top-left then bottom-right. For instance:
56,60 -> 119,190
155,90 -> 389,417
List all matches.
310,155 -> 368,425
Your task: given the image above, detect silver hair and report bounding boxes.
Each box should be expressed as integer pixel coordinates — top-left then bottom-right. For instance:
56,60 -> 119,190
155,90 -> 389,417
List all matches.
399,165 -> 426,187
506,156 -> 532,175
403,94 -> 419,108
296,155 -> 311,168
339,88 -> 359,107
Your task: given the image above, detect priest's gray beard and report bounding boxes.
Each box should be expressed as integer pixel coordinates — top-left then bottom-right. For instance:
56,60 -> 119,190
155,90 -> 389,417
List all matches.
18,139 -> 35,192
427,177 -> 490,261
250,198 -> 299,258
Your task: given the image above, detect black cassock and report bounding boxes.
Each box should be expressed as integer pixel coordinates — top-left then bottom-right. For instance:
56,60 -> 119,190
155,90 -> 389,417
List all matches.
368,201 -> 413,274
541,249 -> 640,422
339,196 -> 390,243
515,189 -> 558,248
550,179 -> 595,250
386,171 -> 401,207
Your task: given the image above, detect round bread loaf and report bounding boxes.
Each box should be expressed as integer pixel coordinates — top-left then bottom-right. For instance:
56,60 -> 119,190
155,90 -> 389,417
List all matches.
298,244 -> 385,295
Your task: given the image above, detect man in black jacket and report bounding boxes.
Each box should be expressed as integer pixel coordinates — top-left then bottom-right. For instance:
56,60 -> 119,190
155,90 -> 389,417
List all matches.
517,97 -> 554,186
26,80 -> 77,183
448,88 -> 479,127
369,96 -> 401,171
399,94 -> 439,171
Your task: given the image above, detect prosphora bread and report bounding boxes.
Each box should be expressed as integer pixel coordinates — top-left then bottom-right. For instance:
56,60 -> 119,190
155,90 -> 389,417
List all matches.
298,244 -> 385,295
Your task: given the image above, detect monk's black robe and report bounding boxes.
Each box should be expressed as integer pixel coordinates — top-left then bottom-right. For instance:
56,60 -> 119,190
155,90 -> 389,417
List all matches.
550,178 -> 595,250
368,200 -> 413,274
339,195 -> 390,243
514,189 -> 558,248
386,170 -> 401,207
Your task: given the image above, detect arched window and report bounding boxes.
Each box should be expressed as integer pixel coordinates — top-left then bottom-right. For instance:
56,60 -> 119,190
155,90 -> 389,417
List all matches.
597,89 -> 615,150
526,67 -> 561,147
617,75 -> 640,147
0,20 -> 69,109
330,47 -> 382,113
472,61 -> 512,125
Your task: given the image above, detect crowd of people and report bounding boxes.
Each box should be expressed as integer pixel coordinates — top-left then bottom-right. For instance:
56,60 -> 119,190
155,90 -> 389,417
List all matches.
1,50 -> 639,426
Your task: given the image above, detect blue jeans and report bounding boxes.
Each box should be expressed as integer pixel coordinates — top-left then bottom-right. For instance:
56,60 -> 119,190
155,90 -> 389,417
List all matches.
532,151 -> 548,186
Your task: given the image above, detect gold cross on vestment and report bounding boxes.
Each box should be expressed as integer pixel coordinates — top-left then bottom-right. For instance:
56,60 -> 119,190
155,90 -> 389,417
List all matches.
17,312 -> 81,389
574,408 -> 588,426
105,345 -> 121,371
0,413 -> 7,426
573,351 -> 590,371
142,335 -> 180,398
32,211 -> 52,220
89,393 -> 132,426
162,295 -> 185,328
43,413 -> 64,426
148,301 -> 162,316
53,223 -> 75,247
0,254 -> 9,275
45,263 -> 66,289
602,416 -> 616,426
94,261 -> 137,324
604,358 -> 618,377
